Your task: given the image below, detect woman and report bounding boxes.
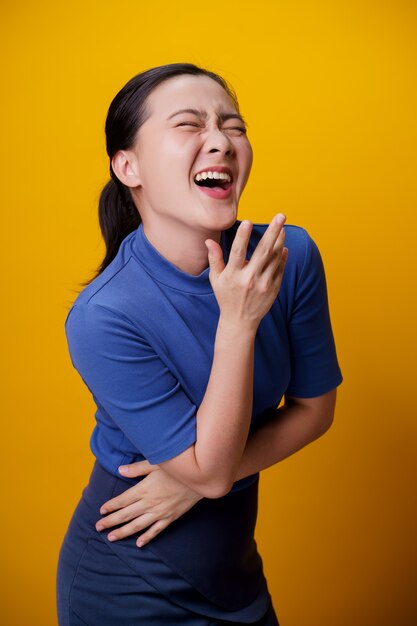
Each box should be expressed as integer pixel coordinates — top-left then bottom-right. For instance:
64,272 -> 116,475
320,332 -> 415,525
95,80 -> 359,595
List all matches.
57,63 -> 343,625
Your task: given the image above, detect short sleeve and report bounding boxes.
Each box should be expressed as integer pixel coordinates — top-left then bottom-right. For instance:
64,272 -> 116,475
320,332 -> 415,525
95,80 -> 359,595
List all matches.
285,230 -> 343,398
65,303 -> 197,464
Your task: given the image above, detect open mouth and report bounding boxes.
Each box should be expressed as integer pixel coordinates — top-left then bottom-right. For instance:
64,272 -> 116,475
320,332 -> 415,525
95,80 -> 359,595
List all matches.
194,178 -> 232,191
193,170 -> 233,193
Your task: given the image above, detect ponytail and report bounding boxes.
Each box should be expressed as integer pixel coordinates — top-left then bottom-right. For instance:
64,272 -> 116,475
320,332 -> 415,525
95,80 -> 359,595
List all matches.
83,177 -> 141,285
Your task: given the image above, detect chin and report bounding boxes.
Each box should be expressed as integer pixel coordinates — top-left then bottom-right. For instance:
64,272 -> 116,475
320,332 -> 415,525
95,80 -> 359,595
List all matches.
213,213 -> 238,234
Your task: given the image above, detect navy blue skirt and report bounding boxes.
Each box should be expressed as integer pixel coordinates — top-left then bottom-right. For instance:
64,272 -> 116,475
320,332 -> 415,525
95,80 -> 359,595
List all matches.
56,461 -> 280,625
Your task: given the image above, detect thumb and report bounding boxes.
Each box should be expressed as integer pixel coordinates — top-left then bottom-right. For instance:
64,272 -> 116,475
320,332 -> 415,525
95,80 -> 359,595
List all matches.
205,239 -> 225,278
118,460 -> 159,477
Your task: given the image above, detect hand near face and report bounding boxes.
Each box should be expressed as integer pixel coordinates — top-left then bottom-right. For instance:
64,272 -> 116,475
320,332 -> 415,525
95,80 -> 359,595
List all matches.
205,214 -> 288,333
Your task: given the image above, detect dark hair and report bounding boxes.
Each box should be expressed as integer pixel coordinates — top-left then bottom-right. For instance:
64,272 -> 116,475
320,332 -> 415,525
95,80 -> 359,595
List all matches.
82,63 -> 240,285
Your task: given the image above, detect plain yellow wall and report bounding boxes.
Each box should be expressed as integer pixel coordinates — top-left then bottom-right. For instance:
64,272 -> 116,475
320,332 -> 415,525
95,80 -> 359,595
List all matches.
1,1 -> 416,624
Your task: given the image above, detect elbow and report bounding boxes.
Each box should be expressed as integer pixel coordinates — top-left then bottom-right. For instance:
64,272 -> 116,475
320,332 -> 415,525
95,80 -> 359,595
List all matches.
196,476 -> 234,499
160,448 -> 235,499
315,388 -> 337,436
317,403 -> 336,436
320,412 -> 334,435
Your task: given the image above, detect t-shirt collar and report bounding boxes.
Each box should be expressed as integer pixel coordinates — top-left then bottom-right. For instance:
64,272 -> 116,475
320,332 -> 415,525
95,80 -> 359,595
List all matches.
131,221 -> 237,294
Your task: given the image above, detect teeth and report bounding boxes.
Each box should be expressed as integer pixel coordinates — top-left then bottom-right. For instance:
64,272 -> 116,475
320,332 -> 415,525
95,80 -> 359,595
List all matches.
194,171 -> 231,182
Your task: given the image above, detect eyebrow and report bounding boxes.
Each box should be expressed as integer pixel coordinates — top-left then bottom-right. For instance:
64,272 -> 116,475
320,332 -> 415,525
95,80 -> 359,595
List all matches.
167,108 -> 247,126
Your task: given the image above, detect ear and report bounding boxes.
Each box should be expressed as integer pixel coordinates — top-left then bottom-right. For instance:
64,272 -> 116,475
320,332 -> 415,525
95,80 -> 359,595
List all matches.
111,150 -> 142,188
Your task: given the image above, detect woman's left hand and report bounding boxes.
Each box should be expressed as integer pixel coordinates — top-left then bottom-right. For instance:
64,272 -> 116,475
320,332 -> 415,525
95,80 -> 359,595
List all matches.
95,460 -> 203,547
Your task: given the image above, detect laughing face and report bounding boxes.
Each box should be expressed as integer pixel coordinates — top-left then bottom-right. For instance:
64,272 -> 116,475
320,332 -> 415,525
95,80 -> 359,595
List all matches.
115,74 -> 253,243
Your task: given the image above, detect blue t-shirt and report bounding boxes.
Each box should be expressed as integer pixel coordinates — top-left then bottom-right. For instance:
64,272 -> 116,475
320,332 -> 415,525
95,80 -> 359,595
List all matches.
65,220 -> 343,493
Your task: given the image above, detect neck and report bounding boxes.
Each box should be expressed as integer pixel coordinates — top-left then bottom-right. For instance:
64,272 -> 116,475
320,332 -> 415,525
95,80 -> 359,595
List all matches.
141,219 -> 222,276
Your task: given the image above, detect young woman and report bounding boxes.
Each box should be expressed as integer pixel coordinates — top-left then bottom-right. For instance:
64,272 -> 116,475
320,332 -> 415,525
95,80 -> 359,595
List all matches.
56,62 -> 343,626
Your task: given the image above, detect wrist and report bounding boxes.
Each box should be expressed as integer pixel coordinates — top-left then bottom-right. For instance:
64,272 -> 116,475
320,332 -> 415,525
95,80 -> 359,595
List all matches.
217,315 -> 258,340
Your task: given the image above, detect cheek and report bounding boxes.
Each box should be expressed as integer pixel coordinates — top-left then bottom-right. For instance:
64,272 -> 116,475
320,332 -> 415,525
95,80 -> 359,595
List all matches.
141,140 -> 199,196
244,141 -> 254,166
239,144 -> 253,179
158,136 -> 200,174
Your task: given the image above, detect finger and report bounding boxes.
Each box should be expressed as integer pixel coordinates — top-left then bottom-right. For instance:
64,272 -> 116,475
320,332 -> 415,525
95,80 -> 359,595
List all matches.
106,513 -> 156,542
205,239 -> 225,279
226,220 -> 253,270
261,227 -> 286,281
96,501 -> 147,530
247,214 -> 286,274
272,225 -> 286,254
99,484 -> 144,515
118,460 -> 158,477
271,247 -> 289,285
136,519 -> 170,548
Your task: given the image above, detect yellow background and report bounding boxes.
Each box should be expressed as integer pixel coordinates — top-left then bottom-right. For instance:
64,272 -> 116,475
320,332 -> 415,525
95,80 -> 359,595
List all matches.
1,0 -> 416,624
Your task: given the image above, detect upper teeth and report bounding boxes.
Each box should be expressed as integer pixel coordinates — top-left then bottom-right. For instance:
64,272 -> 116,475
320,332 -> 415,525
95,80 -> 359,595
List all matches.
194,171 -> 231,182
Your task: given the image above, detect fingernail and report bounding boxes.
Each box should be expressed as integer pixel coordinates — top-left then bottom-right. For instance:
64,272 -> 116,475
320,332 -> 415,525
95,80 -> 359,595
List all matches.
274,214 -> 286,225
241,220 -> 251,229
96,524 -> 104,531
118,465 -> 128,473
137,540 -> 144,548
107,534 -> 116,541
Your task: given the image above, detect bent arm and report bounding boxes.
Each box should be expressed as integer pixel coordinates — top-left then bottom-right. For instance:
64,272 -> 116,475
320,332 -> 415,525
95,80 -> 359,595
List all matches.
153,218 -> 288,498
95,388 -> 338,545
159,319 -> 256,498
235,388 -> 337,481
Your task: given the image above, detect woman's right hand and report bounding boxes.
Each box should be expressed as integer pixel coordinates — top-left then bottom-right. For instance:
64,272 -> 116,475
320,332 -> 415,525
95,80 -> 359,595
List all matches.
204,214 -> 288,332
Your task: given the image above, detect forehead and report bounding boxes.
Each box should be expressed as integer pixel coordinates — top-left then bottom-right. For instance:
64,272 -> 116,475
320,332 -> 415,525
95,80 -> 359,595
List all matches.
145,74 -> 238,117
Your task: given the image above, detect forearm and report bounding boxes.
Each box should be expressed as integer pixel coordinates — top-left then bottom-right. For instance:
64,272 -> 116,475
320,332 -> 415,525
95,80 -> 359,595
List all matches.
234,400 -> 334,482
192,317 -> 256,493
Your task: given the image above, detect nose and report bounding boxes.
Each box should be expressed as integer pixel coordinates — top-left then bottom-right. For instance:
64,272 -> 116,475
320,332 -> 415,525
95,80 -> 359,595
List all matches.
203,127 -> 235,156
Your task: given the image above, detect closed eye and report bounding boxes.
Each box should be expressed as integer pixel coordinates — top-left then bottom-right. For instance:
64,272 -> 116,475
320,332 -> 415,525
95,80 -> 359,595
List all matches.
176,122 -> 247,135
176,122 -> 201,127
224,127 -> 247,134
